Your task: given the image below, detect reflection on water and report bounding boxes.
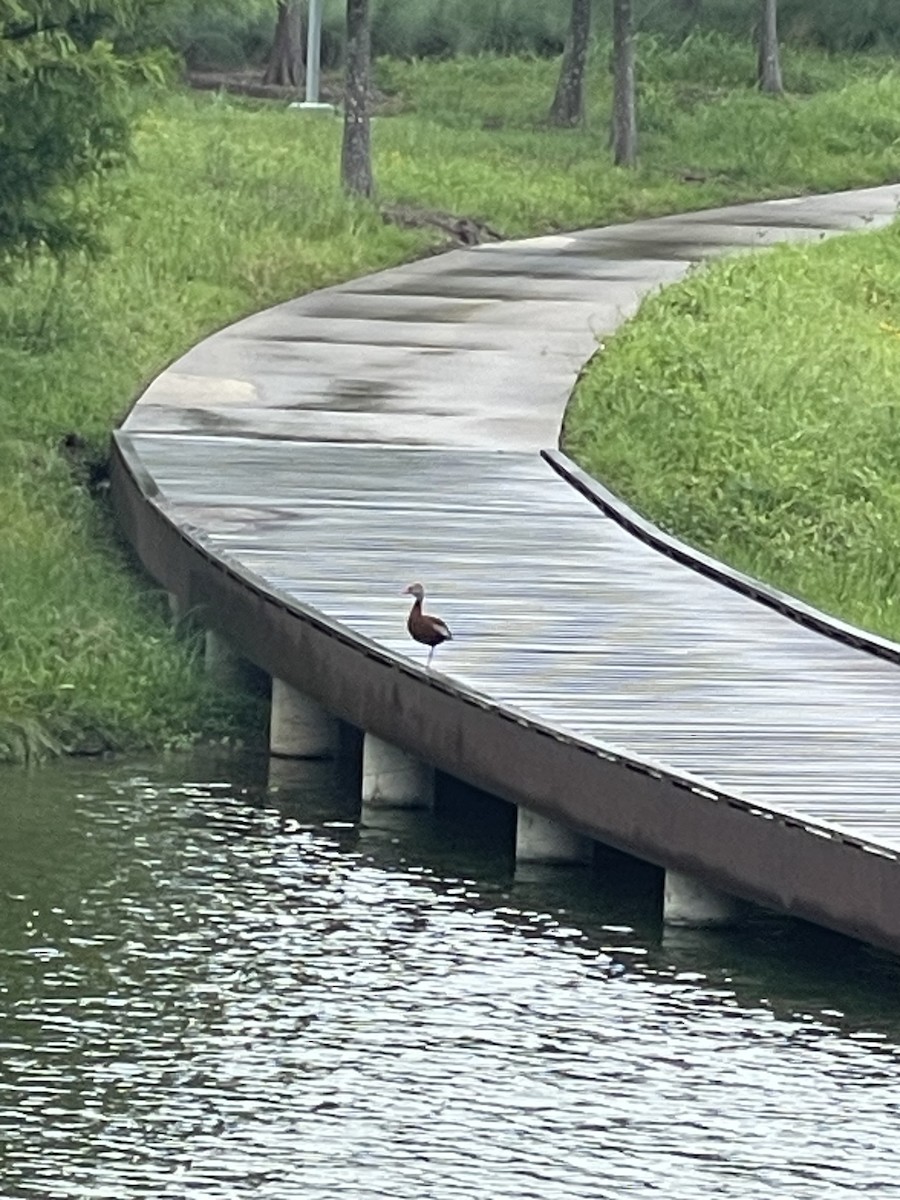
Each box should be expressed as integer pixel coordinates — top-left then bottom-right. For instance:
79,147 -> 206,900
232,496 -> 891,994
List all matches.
2,752 -> 900,1199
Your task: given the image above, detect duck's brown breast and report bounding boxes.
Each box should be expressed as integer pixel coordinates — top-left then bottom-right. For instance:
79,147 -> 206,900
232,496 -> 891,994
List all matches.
407,601 -> 452,647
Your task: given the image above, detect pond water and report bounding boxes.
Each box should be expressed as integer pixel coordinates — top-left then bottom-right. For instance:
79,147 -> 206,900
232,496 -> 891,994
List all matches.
2,752 -> 900,1199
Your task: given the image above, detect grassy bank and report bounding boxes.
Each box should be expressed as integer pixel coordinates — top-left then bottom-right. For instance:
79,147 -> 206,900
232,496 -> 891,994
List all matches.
4,39 -> 900,759
563,220 -> 900,640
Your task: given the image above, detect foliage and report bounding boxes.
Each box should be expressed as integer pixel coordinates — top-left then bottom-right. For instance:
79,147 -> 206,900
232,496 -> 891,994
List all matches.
123,0 -> 900,69
0,1 -> 151,263
370,0 -> 569,59
653,0 -> 900,53
563,221 -> 900,640
126,0 -> 572,68
0,441 -> 262,757
124,0 -> 280,68
3,41 -> 900,756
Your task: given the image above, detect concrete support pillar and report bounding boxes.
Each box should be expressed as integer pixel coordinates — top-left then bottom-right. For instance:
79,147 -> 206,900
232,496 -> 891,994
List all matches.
168,591 -> 190,625
204,630 -> 235,680
203,630 -> 265,696
267,754 -> 338,800
269,678 -> 338,759
204,630 -> 245,686
663,870 -> 743,928
362,734 -> 433,809
515,808 -> 593,865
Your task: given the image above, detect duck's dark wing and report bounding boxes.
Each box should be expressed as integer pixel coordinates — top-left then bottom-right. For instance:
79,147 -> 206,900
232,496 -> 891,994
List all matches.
427,616 -> 452,643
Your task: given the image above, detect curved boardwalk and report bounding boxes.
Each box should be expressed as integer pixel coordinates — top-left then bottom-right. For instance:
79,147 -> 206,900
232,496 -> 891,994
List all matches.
112,185 -> 900,954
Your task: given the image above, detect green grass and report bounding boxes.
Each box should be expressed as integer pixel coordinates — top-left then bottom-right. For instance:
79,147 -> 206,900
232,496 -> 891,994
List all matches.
4,38 -> 900,759
563,221 -> 900,640
0,443 -> 256,760
376,39 -> 900,225
0,96 -> 431,761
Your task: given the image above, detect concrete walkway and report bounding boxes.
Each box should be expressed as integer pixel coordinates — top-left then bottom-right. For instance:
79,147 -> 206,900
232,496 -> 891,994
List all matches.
126,186 -> 898,452
114,185 -> 900,950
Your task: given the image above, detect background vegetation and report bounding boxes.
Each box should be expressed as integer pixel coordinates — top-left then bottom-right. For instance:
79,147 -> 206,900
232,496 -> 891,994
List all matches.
127,0 -> 900,70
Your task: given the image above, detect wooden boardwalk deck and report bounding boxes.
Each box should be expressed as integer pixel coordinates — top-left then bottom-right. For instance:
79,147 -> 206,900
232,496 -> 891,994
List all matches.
112,185 -> 900,953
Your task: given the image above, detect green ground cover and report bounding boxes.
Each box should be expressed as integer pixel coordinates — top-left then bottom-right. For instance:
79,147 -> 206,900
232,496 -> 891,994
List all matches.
4,40 -> 900,759
563,220 -> 900,641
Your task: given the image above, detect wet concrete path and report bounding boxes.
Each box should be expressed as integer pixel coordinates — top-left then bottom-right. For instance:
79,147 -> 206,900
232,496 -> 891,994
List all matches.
125,187 -> 899,452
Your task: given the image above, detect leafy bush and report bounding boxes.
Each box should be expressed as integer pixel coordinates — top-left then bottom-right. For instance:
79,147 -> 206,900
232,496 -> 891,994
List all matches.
645,0 -> 900,52
0,3 -> 140,263
128,0 -> 568,66
125,0 -> 900,71
371,0 -> 567,58
124,0 -> 282,67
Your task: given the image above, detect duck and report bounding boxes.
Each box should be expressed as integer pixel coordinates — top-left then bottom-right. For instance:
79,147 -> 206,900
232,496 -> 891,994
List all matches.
402,582 -> 452,668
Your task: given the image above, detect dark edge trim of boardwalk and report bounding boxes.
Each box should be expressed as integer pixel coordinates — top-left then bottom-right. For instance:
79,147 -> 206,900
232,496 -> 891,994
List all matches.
111,431 -> 900,957
543,449 -> 900,668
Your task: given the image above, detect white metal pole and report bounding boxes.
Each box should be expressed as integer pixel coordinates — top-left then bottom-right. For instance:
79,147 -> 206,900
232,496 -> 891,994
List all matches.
306,0 -> 323,104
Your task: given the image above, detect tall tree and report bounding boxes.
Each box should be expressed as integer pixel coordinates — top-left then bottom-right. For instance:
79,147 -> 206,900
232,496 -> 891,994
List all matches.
341,0 -> 373,197
549,0 -> 592,127
757,0 -> 783,93
611,0 -> 637,166
264,1 -> 304,88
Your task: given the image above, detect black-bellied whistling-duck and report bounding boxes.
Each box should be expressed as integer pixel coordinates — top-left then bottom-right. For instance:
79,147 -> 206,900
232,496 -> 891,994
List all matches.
402,582 -> 452,668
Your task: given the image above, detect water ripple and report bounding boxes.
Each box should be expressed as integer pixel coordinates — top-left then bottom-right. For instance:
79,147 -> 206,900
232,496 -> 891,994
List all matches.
2,756 -> 900,1199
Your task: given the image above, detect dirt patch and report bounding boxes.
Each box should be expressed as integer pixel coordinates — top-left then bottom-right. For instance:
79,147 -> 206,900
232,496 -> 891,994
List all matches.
185,70 -> 402,113
381,204 -> 504,247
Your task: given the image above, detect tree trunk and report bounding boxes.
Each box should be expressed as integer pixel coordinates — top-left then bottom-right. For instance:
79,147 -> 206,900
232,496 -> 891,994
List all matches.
263,2 -> 304,89
757,0 -> 784,94
548,0 -> 592,127
341,0 -> 373,198
611,0 -> 637,166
